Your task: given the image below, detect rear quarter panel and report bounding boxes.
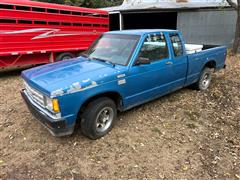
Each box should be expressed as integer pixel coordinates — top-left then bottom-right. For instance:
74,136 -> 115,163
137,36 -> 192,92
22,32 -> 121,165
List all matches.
185,46 -> 227,86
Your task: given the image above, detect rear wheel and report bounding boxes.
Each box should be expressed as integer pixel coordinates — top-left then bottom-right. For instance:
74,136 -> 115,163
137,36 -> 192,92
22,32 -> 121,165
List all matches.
193,67 -> 212,90
56,52 -> 74,61
81,97 -> 117,139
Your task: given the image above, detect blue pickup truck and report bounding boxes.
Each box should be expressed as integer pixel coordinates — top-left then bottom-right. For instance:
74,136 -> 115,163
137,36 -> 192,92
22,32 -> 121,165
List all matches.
21,29 -> 227,139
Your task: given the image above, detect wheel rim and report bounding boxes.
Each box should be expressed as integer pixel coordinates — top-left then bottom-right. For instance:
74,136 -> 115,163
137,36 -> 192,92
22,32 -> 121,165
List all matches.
96,107 -> 114,133
202,73 -> 211,89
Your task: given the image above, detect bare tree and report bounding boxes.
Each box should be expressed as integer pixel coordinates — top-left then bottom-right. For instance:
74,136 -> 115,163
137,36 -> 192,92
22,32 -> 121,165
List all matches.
226,0 -> 240,54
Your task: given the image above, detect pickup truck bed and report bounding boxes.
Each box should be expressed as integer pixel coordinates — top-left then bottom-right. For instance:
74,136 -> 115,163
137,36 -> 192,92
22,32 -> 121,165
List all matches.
185,45 -> 226,86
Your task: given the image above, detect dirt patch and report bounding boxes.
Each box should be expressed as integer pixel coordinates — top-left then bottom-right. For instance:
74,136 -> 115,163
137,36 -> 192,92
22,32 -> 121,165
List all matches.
0,56 -> 239,179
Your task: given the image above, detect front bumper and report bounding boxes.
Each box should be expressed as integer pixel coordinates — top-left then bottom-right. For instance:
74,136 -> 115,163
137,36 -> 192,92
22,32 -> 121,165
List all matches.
21,90 -> 74,137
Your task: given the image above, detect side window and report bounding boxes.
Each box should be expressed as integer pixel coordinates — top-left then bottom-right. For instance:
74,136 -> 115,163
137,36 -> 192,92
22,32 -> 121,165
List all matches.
139,33 -> 169,62
170,34 -> 184,57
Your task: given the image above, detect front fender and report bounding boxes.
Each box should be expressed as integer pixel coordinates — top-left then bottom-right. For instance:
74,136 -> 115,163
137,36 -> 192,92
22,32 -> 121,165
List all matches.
57,80 -> 124,126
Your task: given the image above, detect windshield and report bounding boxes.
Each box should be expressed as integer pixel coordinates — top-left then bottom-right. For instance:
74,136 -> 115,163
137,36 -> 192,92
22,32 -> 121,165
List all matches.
86,34 -> 140,66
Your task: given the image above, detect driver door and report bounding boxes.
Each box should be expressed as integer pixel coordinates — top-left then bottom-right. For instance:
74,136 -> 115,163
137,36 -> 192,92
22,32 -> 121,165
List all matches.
124,32 -> 175,108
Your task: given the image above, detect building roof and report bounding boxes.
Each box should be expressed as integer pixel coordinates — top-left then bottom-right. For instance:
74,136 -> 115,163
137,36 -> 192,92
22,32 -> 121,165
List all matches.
105,29 -> 178,35
102,0 -> 234,12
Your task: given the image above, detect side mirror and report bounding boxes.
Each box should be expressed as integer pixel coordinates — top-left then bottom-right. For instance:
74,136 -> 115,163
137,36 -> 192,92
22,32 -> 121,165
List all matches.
136,57 -> 150,65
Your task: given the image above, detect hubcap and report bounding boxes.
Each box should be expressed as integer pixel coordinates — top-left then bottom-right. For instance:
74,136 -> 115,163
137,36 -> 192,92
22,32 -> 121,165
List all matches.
96,107 -> 114,133
202,73 -> 211,89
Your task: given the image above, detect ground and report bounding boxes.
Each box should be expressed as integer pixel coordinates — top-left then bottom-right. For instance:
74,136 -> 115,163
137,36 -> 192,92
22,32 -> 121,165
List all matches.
0,55 -> 239,180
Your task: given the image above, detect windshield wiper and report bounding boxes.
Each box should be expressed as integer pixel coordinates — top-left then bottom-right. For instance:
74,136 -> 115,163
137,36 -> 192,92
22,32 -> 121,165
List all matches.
81,53 -> 89,58
80,53 -> 94,61
92,57 -> 115,67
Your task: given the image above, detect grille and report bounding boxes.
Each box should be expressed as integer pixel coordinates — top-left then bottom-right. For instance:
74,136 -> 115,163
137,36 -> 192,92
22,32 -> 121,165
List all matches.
24,81 -> 45,107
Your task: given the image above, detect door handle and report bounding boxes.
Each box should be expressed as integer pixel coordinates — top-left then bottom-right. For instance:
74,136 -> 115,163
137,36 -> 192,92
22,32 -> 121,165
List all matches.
166,61 -> 173,65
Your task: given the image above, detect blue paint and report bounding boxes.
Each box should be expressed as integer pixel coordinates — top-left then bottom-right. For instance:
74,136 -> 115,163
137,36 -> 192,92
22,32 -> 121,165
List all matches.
21,29 -> 227,131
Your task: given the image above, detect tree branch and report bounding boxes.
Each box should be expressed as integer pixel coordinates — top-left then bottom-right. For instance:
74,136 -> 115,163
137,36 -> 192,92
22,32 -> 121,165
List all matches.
226,0 -> 238,10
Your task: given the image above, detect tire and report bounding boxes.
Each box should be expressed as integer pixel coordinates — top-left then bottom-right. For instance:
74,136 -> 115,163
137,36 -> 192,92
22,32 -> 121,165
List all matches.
56,52 -> 74,61
81,97 -> 117,140
192,67 -> 212,90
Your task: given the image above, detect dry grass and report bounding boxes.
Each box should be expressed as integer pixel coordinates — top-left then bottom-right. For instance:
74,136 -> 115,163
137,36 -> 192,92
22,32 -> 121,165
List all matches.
0,55 -> 239,179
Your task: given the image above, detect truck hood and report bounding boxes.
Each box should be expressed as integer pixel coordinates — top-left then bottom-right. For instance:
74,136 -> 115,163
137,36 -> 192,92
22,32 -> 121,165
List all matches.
22,57 -> 124,97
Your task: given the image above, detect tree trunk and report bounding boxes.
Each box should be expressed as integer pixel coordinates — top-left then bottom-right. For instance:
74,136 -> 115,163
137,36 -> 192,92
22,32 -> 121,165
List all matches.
232,6 -> 240,54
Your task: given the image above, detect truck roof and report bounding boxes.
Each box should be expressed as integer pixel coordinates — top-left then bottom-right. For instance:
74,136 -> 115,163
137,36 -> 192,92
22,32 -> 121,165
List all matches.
105,29 -> 179,36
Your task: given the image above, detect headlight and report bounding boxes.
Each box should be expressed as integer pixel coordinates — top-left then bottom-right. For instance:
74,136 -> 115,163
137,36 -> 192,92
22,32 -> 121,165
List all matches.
44,96 -> 60,113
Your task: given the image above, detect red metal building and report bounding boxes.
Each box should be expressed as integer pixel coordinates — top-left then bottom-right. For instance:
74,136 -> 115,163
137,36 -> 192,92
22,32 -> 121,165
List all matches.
0,0 -> 109,68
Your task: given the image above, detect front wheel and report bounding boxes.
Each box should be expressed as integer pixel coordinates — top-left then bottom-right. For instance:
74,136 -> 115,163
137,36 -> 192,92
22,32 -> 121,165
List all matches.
193,67 -> 212,90
81,97 -> 117,139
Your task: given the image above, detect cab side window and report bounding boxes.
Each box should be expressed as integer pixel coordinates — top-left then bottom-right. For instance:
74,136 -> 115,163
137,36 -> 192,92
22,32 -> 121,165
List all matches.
139,33 -> 169,62
170,34 -> 184,57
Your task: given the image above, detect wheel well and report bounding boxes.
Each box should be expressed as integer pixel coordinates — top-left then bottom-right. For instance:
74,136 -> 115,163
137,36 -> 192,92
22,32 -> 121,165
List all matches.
78,92 -> 123,115
205,60 -> 216,69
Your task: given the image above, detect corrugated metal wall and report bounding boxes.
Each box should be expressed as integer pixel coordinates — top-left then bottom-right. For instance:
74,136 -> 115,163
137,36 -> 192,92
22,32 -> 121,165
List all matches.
177,10 -> 237,46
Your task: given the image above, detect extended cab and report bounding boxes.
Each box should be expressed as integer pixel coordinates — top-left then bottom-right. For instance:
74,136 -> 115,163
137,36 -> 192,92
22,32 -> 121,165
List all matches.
21,29 -> 227,139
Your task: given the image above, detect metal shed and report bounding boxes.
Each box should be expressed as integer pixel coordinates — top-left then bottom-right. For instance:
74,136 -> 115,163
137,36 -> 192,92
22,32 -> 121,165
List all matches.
102,0 -> 237,46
